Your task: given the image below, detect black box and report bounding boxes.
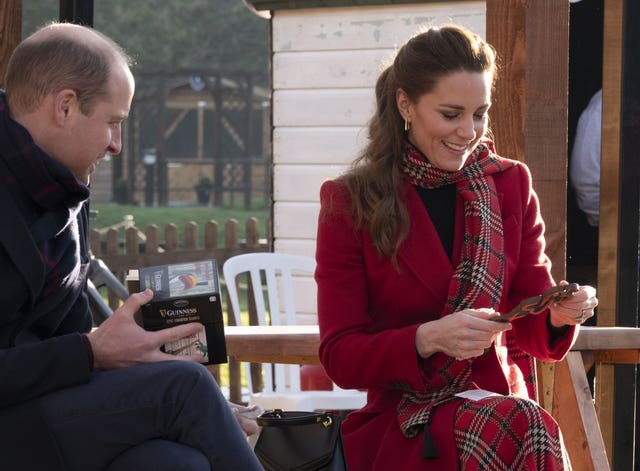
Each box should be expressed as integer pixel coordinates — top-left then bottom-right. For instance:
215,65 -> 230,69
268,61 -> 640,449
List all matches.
139,259 -> 227,365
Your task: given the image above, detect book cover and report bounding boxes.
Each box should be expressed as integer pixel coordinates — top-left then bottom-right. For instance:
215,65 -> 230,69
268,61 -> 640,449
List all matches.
139,259 -> 227,365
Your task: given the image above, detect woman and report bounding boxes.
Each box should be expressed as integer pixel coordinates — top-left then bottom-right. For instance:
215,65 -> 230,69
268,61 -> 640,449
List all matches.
315,24 -> 597,470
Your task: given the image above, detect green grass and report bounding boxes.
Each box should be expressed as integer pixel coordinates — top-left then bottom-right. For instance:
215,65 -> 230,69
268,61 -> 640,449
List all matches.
90,202 -> 270,245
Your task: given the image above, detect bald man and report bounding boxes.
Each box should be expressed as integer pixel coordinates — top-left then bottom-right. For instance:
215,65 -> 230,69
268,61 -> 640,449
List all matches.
0,23 -> 262,470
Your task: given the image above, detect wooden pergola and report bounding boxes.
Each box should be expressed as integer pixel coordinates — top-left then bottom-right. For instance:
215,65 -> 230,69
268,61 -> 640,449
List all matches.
2,0 -> 639,467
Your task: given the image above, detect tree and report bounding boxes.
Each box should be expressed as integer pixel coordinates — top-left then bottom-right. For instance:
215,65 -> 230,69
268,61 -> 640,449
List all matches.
22,0 -> 270,72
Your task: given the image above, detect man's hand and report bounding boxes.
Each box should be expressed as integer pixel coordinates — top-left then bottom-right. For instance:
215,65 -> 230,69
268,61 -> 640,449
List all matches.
229,402 -> 261,436
86,289 -> 205,370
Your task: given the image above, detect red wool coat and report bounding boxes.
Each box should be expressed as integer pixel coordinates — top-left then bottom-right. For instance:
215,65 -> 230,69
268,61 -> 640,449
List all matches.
315,161 -> 578,470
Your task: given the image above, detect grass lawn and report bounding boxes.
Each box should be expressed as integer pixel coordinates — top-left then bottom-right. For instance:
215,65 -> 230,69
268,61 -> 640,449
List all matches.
90,201 -> 270,245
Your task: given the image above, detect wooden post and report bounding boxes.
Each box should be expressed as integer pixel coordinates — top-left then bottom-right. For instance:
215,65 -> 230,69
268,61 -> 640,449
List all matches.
486,0 -> 574,461
599,0 -> 640,466
0,0 -> 22,89
487,0 -> 569,283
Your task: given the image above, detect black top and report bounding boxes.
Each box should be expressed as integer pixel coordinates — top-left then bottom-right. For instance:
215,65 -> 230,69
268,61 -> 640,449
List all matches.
415,185 -> 456,259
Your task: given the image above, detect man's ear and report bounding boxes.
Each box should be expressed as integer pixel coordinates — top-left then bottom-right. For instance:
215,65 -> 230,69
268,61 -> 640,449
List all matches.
53,89 -> 78,126
395,88 -> 412,121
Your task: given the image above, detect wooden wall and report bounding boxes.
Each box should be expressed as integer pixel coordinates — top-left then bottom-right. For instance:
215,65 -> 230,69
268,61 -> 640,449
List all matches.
486,0 -> 569,283
271,2 -> 485,320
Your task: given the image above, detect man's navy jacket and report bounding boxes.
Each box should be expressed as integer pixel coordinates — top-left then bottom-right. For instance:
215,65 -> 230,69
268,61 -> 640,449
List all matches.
0,96 -> 93,470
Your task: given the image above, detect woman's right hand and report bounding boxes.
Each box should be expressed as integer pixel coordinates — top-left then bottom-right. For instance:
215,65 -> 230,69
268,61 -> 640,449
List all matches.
414,308 -> 512,360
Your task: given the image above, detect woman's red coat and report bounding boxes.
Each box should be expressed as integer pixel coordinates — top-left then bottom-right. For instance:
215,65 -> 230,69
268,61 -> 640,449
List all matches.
315,161 -> 578,470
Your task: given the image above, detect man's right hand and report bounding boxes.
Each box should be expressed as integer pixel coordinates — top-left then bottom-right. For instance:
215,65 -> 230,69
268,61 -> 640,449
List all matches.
85,289 -> 205,369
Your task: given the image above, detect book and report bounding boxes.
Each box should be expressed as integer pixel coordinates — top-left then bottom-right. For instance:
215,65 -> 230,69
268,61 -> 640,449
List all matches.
139,259 -> 227,365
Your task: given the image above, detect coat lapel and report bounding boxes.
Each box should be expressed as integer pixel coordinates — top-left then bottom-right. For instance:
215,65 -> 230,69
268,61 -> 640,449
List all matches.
397,182 -> 456,302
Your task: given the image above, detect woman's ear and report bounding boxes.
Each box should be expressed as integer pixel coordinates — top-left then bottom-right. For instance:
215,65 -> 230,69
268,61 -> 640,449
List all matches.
395,88 -> 411,121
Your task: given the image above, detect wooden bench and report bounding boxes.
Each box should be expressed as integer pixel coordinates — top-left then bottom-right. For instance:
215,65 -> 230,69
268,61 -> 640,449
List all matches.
226,324 -> 640,470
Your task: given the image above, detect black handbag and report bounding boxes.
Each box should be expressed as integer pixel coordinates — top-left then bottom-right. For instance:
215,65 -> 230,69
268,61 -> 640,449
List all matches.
254,409 -> 347,471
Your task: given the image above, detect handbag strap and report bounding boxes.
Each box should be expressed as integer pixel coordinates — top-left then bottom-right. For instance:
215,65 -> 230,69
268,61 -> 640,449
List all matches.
257,409 -> 336,427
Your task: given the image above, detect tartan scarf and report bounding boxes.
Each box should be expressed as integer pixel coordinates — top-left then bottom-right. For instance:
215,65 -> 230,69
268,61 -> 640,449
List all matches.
397,139 -> 515,442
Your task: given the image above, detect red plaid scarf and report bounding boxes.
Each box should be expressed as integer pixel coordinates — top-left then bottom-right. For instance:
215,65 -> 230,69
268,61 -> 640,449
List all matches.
397,139 -> 515,441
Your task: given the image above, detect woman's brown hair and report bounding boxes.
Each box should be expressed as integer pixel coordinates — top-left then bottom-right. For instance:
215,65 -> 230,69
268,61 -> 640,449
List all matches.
341,24 -> 497,262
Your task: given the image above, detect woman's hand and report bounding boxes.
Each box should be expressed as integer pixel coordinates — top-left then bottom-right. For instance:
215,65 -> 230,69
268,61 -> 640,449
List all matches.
415,308 -> 512,361
548,281 -> 598,327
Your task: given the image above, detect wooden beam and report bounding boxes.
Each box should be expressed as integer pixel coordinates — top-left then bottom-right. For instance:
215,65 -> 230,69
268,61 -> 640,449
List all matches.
487,0 -> 569,283
597,0 -> 623,464
0,0 -> 22,89
485,0 -> 526,163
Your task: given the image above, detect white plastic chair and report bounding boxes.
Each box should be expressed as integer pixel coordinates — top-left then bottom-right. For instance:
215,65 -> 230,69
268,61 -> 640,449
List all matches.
223,252 -> 366,412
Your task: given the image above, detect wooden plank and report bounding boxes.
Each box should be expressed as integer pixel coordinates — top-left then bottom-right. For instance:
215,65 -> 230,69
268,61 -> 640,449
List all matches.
273,127 -> 366,165
224,325 -> 320,365
533,180 -> 567,282
572,357 -> 610,471
0,0 -> 22,89
273,202 -> 320,240
274,240 -> 317,259
273,89 -> 375,127
552,354 -> 596,470
274,49 -> 393,89
272,3 -> 486,52
597,0 -> 624,463
485,0 -> 526,162
573,327 -> 640,350
487,0 -> 569,281
274,165 -> 347,202
524,1 -> 569,285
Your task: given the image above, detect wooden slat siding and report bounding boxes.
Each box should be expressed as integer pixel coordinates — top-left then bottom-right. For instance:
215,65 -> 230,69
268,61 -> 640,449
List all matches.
273,240 -> 317,259
271,4 -> 487,278
273,89 -> 375,127
0,0 -> 21,89
274,165 -> 348,202
273,202 -> 320,240
272,3 -> 486,53
273,127 -> 367,165
598,0 -> 623,464
273,49 -> 394,89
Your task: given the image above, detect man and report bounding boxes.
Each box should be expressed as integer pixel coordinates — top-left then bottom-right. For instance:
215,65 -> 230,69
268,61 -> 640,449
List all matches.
0,23 -> 263,470
570,88 -> 602,227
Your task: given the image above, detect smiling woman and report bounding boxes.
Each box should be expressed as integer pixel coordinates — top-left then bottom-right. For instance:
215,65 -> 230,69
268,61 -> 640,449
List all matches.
314,23 -> 597,470
396,70 -> 492,172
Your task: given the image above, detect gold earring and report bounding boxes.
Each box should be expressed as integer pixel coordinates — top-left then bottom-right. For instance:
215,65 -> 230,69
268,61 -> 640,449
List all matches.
404,119 -> 410,132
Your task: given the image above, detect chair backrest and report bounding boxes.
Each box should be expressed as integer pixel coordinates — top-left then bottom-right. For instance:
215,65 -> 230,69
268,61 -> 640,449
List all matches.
223,252 -> 316,394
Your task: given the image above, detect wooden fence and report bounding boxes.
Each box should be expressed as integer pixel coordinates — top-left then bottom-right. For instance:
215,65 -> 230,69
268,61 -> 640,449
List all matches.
90,217 -> 270,403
